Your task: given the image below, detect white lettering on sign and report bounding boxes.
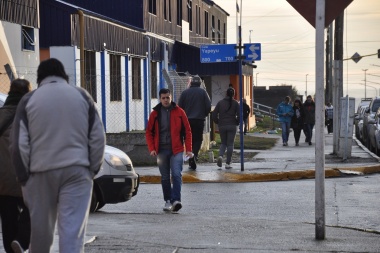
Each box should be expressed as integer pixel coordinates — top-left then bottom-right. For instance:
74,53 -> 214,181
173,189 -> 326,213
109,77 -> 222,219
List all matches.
201,49 -> 220,54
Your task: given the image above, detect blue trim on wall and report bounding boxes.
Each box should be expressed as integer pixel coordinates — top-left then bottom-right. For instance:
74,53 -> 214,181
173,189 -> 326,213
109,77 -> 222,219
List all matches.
143,58 -> 148,128
125,57 -> 130,131
100,51 -> 106,131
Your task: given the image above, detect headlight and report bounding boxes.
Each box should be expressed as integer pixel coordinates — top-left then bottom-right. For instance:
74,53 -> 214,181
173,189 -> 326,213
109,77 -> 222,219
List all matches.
104,153 -> 132,171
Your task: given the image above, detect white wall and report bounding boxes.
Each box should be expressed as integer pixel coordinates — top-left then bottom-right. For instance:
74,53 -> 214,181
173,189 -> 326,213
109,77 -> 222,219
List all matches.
210,75 -> 230,105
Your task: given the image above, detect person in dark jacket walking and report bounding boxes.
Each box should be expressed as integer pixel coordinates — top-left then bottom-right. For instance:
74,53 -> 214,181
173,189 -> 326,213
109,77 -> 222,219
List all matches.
303,95 -> 316,145
178,75 -> 211,170
291,99 -> 305,146
146,88 -> 193,213
212,87 -> 240,169
242,99 -> 251,135
0,79 -> 31,253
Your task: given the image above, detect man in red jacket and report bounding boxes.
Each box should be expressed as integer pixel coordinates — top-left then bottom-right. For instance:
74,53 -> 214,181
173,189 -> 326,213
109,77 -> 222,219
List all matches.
146,88 -> 192,212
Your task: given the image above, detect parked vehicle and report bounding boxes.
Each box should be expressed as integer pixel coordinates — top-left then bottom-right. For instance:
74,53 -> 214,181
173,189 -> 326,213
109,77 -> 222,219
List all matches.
354,99 -> 371,140
362,97 -> 380,148
0,92 -> 139,212
367,107 -> 380,155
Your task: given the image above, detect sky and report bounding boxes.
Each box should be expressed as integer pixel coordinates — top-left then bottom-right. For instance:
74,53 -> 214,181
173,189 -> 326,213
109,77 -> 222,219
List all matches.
212,0 -> 380,102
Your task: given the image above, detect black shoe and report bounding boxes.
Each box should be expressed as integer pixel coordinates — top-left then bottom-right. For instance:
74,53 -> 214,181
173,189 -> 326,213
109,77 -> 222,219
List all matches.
189,157 -> 197,170
309,141 -> 312,145
172,201 -> 182,212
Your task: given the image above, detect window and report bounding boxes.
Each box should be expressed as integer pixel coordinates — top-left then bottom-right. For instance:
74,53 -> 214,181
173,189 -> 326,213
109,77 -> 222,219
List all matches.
148,0 -> 157,15
151,62 -> 157,99
177,0 -> 182,26
168,0 -> 172,22
110,54 -> 122,101
211,15 -> 215,42
204,11 -> 209,38
21,26 -> 35,51
84,50 -> 97,102
132,58 -> 141,99
218,19 -> 221,43
195,5 -> 198,34
164,0 -> 167,20
223,23 -> 226,44
187,0 -> 192,31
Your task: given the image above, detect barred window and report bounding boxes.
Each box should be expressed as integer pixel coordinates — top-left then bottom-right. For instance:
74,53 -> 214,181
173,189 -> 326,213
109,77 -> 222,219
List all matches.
132,58 -> 141,100
187,0 -> 192,31
22,26 -> 35,51
84,50 -> 97,102
151,61 -> 157,99
148,0 -> 157,15
110,54 -> 122,101
177,0 -> 182,26
204,11 -> 209,38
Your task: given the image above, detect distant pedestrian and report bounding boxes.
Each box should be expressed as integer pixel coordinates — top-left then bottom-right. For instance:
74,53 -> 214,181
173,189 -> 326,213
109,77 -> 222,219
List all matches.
291,99 -> 305,146
10,58 -> 106,253
242,99 -> 251,135
276,96 -> 294,146
0,79 -> 31,253
178,75 -> 211,170
146,88 -> 192,213
325,102 -> 333,134
303,95 -> 316,145
212,87 -> 240,169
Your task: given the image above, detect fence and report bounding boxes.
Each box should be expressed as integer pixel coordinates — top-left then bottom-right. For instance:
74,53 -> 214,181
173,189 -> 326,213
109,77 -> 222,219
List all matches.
0,70 -> 210,134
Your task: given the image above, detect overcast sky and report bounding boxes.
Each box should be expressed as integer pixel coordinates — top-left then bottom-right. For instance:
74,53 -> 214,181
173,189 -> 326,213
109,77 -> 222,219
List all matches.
212,0 -> 380,101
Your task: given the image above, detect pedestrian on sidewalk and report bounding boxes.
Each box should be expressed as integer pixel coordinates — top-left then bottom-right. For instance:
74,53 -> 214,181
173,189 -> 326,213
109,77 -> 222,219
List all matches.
0,79 -> 31,253
303,95 -> 316,145
178,75 -> 211,170
146,88 -> 192,213
10,58 -> 106,253
212,86 -> 240,169
242,99 -> 251,135
291,99 -> 305,146
276,96 -> 294,146
325,102 -> 333,134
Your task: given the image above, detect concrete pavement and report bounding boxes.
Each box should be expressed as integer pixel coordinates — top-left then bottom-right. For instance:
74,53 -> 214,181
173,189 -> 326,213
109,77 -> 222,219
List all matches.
136,130 -> 380,183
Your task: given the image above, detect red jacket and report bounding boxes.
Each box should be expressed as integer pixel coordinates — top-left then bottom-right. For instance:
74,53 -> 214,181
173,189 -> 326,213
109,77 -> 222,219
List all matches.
146,102 -> 192,155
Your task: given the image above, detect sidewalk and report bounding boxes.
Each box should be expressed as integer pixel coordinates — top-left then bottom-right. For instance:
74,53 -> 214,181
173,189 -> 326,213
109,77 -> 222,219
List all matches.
136,130 -> 380,183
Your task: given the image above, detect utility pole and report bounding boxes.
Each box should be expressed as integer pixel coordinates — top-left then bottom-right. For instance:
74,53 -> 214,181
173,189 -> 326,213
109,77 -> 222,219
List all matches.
333,12 -> 344,155
325,24 -> 333,104
249,30 -> 253,43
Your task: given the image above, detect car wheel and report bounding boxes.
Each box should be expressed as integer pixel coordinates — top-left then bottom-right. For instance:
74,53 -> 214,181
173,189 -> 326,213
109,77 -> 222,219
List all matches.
89,189 -> 99,213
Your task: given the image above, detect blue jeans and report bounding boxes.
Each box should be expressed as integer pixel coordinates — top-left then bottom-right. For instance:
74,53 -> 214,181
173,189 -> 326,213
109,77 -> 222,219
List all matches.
281,122 -> 291,143
157,149 -> 183,203
304,123 -> 315,142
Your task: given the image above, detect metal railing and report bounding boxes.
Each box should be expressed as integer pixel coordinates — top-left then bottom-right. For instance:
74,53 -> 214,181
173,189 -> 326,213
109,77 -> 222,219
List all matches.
253,101 -> 278,130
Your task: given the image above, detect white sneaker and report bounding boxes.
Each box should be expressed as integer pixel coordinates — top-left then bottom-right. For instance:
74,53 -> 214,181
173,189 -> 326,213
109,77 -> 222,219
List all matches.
225,163 -> 232,169
172,201 -> 182,212
163,200 -> 172,211
217,156 -> 223,167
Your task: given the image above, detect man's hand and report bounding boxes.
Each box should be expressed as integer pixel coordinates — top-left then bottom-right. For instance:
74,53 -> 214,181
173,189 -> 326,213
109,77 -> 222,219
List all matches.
150,151 -> 157,156
185,152 -> 193,158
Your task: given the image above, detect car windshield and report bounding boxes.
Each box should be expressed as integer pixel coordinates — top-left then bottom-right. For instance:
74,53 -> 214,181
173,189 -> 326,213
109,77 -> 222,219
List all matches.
372,100 -> 380,112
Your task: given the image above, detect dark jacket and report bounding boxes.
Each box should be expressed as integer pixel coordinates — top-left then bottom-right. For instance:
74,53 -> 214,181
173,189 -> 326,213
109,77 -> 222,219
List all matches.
243,102 -> 250,119
146,102 -> 192,155
0,103 -> 22,196
212,97 -> 240,126
178,85 -> 211,120
291,105 -> 305,129
303,100 -> 316,124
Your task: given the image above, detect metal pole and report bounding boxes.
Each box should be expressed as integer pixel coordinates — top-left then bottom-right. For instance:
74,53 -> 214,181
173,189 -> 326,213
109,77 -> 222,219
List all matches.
305,74 -> 309,98
78,10 -> 85,88
363,69 -> 368,99
315,0 -> 326,240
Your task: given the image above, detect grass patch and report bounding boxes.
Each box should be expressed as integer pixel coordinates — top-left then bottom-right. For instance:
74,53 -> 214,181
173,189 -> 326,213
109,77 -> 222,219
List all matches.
254,114 -> 281,133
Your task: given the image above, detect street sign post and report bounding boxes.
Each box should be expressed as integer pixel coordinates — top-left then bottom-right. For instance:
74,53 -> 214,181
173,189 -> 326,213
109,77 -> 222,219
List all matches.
200,43 -> 261,63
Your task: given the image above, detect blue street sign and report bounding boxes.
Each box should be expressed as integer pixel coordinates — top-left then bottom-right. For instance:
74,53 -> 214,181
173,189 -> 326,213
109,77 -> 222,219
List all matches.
244,43 -> 261,61
200,44 -> 237,63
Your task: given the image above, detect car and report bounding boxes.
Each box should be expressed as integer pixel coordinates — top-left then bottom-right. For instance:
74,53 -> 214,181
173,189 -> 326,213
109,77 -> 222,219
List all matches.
367,107 -> 380,155
0,92 -> 139,212
354,99 -> 371,140
362,97 -> 380,148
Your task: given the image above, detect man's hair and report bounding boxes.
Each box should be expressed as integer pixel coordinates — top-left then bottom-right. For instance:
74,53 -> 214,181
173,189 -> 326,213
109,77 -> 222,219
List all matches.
191,75 -> 202,86
9,78 -> 31,95
159,88 -> 171,96
285,96 -> 290,102
37,58 -> 69,85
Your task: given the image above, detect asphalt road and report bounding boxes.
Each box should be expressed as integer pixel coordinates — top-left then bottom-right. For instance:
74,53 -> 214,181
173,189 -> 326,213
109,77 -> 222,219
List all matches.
81,174 -> 380,253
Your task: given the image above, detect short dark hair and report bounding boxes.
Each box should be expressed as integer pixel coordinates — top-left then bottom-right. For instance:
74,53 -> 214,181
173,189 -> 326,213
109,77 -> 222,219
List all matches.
159,88 -> 171,97
37,58 -> 69,85
9,78 -> 31,95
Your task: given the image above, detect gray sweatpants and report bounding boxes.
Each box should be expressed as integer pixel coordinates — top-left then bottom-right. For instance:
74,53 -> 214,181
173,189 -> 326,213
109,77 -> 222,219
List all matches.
218,125 -> 237,164
22,166 -> 93,253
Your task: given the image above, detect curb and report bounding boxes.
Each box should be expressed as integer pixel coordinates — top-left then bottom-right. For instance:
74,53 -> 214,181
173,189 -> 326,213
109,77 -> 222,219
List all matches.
139,165 -> 380,184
